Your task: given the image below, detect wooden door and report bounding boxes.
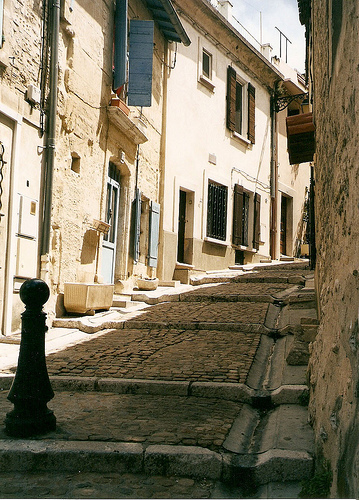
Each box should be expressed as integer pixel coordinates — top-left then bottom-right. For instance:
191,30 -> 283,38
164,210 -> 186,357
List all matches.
177,190 -> 186,263
280,195 -> 287,255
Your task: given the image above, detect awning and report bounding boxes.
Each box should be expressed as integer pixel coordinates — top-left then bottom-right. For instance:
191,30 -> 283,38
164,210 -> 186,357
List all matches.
286,111 -> 315,165
144,0 -> 191,46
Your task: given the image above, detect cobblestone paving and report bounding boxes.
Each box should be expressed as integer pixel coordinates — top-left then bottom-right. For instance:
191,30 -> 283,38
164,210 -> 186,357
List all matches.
0,471 -> 242,498
126,302 -> 268,324
0,392 -> 241,451
181,282 -> 295,299
45,328 -> 261,382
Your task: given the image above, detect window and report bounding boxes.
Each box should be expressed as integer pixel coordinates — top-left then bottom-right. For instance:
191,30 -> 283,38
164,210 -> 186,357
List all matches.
199,45 -> 215,91
71,153 -> 80,174
227,66 -> 256,144
207,181 -> 228,241
202,49 -> 212,79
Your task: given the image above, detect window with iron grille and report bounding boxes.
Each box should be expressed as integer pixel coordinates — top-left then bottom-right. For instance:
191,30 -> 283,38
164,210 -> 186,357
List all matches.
207,181 -> 228,241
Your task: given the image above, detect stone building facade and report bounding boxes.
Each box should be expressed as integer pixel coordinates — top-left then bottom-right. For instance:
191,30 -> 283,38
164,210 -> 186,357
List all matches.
298,0 -> 359,496
158,0 -> 311,283
0,0 -> 310,335
0,0 -> 189,333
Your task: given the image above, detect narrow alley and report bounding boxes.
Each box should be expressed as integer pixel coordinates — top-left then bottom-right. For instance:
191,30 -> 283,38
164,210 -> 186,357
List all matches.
0,261 -> 316,498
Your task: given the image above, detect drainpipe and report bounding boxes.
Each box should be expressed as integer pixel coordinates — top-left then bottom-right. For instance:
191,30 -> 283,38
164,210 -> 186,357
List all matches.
40,0 -> 60,257
270,90 -> 278,260
157,40 -> 170,281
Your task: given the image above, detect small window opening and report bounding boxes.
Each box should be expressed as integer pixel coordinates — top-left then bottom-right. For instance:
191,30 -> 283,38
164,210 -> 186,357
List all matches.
202,49 -> 212,79
71,153 -> 80,174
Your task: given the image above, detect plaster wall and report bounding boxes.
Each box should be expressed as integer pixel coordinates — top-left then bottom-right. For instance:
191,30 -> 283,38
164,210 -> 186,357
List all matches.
277,108 -> 310,258
307,1 -> 359,496
161,13 -> 274,280
0,0 -> 44,334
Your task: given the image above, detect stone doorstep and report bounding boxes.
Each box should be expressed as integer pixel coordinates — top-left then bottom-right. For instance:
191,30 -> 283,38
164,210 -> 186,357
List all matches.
0,439 -> 313,486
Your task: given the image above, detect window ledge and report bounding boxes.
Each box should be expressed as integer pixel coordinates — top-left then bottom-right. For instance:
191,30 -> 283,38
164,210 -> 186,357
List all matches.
204,236 -> 228,247
232,131 -> 252,148
199,75 -> 215,92
107,106 -> 148,144
175,262 -> 194,270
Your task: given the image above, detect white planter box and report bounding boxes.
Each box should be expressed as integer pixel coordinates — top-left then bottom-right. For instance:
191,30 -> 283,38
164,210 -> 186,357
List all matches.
64,283 -> 114,314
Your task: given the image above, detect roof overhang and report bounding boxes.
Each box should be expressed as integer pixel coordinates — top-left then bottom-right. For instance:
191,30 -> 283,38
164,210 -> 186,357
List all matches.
144,0 -> 191,46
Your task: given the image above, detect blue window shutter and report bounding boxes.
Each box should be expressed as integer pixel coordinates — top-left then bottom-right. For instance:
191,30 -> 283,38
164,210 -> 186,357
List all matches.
132,189 -> 141,263
114,0 -> 128,91
128,20 -> 154,107
148,201 -> 160,267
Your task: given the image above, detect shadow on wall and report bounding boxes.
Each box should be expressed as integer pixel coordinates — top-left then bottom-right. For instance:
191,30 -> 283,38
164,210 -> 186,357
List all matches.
80,229 -> 98,264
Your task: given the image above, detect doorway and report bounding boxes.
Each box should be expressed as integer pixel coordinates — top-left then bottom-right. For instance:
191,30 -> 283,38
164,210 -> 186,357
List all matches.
177,190 -> 186,263
280,195 -> 287,255
0,115 -> 14,335
102,162 -> 120,283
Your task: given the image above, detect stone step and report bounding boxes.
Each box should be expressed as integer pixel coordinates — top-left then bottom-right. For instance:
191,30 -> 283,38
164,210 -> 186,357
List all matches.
223,404 -> 314,488
112,295 -> 143,309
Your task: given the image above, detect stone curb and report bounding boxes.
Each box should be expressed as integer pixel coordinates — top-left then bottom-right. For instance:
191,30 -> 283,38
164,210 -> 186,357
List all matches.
178,294 -> 275,303
0,439 -> 313,485
123,321 -> 269,333
52,318 -> 270,334
0,376 -> 308,405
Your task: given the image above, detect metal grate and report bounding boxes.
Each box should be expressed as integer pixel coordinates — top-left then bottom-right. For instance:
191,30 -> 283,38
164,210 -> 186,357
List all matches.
207,181 -> 228,241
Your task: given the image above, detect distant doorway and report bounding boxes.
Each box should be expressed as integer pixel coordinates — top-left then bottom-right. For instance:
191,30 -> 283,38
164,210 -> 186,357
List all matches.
177,190 -> 186,263
280,195 -> 287,255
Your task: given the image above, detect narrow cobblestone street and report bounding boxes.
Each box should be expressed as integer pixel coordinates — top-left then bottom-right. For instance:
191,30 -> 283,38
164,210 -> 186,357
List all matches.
0,262 -> 316,498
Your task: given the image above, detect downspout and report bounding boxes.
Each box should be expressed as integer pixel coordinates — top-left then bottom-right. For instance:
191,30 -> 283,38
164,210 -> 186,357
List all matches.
270,89 -> 278,260
157,39 -> 169,280
40,0 -> 60,259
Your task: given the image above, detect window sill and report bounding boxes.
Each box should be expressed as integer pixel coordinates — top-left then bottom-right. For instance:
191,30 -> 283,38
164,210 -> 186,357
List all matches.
232,131 -> 252,148
204,236 -> 228,247
199,75 -> 215,92
107,106 -> 148,144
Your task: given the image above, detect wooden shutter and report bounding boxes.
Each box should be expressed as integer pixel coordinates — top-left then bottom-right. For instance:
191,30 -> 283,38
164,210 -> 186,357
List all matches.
113,0 -> 128,91
232,184 -> 243,246
247,83 -> 256,144
132,189 -> 141,263
128,20 -> 154,107
226,66 -> 237,131
253,192 -> 261,250
148,201 -> 160,268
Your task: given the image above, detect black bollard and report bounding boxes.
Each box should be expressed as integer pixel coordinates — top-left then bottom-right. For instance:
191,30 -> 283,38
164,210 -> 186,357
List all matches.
5,279 -> 56,437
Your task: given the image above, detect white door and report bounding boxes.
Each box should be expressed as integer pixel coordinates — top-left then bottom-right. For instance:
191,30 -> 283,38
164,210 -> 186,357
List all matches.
102,163 -> 120,283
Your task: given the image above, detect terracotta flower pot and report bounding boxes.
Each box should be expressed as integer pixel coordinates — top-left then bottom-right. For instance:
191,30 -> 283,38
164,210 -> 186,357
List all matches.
110,98 -> 130,116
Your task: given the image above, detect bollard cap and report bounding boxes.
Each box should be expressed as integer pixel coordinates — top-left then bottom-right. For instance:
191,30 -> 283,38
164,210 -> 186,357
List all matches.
20,279 -> 50,309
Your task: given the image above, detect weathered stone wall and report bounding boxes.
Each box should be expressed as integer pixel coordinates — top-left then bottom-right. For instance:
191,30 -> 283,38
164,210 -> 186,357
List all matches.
47,0 -> 165,311
308,1 -> 359,496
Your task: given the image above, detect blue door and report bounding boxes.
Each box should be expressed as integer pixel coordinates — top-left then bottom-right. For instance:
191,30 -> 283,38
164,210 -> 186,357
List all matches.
102,163 -> 120,283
